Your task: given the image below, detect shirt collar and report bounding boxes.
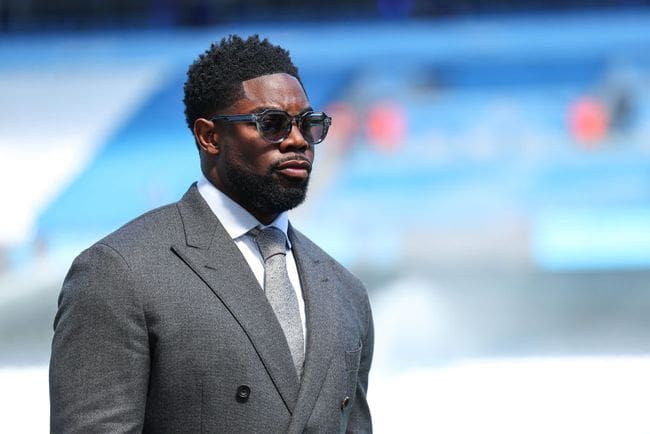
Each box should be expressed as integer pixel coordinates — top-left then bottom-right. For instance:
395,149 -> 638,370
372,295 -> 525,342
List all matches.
196,174 -> 291,247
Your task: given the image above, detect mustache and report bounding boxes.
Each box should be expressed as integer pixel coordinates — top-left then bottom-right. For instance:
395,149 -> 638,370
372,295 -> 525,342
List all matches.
271,154 -> 313,172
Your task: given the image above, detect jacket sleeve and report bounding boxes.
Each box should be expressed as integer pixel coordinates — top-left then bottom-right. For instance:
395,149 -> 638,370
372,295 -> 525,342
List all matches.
49,243 -> 150,433
346,298 -> 374,433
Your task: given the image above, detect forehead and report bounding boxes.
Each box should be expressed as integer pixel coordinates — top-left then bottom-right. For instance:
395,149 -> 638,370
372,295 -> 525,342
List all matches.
237,73 -> 309,112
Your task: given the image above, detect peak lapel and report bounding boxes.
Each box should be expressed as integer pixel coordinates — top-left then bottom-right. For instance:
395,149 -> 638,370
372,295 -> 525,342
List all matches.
286,227 -> 338,432
172,185 -> 300,411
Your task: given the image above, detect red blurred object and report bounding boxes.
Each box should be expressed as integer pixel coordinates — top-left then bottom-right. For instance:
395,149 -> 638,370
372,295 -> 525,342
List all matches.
568,97 -> 609,145
366,101 -> 407,152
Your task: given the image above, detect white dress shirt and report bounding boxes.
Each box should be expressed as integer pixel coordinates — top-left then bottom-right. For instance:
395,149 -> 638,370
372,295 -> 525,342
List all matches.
196,175 -> 307,341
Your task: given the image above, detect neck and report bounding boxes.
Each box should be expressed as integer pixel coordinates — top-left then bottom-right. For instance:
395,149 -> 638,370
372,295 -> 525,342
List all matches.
252,210 -> 278,226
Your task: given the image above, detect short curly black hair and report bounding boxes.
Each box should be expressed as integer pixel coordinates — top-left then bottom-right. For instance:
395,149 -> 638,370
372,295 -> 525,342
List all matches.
183,34 -> 301,133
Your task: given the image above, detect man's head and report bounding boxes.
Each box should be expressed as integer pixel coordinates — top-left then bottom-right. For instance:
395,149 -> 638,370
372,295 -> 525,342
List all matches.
183,34 -> 301,133
184,35 -> 326,225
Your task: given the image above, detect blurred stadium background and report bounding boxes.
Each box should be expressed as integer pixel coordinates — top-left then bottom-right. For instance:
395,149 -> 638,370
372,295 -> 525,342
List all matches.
2,1 -> 650,432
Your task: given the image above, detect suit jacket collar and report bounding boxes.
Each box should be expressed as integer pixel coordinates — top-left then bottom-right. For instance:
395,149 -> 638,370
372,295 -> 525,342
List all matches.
173,185 -> 337,428
173,184 -> 301,411
287,225 -> 338,432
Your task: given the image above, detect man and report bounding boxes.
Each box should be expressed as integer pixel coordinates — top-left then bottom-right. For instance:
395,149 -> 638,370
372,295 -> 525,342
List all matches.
49,35 -> 374,433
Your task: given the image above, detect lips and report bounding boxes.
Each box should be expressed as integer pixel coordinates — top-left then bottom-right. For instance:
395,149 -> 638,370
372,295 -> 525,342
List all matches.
275,158 -> 312,179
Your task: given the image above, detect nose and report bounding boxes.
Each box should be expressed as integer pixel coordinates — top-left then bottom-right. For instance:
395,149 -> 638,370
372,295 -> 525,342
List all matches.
279,121 -> 309,152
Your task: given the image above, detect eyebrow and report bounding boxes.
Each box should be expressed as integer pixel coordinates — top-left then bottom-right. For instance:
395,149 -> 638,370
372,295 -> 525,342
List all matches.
250,106 -> 314,115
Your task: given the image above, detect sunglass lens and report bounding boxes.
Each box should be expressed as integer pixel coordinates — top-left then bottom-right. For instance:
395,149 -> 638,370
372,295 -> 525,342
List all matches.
301,114 -> 328,144
259,112 -> 291,142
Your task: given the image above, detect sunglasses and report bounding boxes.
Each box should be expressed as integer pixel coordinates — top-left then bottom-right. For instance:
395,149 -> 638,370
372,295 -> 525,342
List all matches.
211,109 -> 332,145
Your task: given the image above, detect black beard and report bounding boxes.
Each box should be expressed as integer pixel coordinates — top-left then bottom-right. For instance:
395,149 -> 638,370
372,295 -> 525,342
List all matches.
223,161 -> 309,216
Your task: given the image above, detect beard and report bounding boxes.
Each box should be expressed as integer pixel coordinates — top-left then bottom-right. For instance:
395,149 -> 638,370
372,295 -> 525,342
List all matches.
222,157 -> 310,216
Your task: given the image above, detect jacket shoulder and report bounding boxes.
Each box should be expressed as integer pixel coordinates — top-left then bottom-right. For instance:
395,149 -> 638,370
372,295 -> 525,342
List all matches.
98,201 -> 183,253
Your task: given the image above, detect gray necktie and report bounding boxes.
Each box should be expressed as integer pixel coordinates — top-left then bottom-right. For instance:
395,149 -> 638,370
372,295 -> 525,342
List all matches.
252,226 -> 305,377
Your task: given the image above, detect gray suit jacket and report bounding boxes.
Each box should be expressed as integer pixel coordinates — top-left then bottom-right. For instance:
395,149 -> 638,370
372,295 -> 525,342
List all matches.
50,184 -> 373,433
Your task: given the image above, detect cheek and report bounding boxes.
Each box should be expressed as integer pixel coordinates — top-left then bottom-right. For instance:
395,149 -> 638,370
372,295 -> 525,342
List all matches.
254,153 -> 279,174
222,131 -> 270,169
228,144 -> 276,174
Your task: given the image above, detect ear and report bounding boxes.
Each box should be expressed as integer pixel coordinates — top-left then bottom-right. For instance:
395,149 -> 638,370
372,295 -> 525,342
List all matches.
193,118 -> 220,155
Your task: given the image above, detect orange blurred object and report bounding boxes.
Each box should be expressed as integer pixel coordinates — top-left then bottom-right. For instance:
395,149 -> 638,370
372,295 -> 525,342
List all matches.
324,101 -> 360,151
568,96 -> 609,145
366,101 -> 407,152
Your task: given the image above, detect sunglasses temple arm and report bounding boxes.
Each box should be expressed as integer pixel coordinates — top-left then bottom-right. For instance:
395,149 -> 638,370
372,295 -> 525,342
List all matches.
211,114 -> 257,123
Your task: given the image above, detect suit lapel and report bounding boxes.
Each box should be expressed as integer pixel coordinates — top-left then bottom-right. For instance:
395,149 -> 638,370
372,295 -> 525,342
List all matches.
286,226 -> 338,432
171,185 -> 300,412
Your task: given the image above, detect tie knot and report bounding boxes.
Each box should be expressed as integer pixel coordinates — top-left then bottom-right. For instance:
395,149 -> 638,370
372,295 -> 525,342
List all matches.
252,226 -> 287,261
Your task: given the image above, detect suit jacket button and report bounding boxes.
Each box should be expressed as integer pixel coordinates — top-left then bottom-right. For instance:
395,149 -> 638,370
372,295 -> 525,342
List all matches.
340,396 -> 350,410
236,385 -> 251,402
